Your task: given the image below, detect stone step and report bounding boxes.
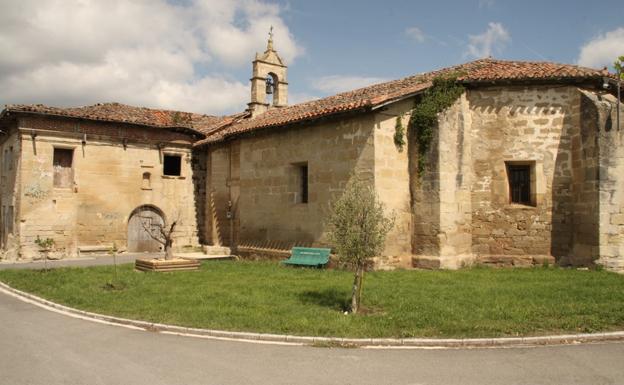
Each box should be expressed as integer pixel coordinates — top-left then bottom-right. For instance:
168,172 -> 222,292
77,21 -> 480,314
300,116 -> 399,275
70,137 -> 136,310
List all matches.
182,254 -> 237,261
202,245 -> 231,255
78,244 -> 114,257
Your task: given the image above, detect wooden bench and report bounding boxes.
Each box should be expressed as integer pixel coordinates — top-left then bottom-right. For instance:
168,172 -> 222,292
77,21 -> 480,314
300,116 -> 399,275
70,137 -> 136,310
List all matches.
281,247 -> 331,268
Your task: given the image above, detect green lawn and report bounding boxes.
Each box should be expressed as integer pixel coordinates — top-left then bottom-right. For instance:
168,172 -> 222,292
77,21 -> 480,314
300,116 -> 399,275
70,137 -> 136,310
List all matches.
1,261 -> 623,338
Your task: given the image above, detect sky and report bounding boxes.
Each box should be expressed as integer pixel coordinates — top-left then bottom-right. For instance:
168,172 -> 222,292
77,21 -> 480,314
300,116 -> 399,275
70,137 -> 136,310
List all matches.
0,0 -> 623,116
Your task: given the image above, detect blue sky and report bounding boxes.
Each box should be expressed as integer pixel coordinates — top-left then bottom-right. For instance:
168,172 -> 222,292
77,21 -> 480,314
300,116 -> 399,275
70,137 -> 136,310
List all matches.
0,0 -> 622,115
272,0 -> 624,98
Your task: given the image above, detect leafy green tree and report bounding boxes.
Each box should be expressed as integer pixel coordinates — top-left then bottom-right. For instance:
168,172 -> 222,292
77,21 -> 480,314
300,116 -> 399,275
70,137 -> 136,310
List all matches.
327,179 -> 394,314
614,55 -> 624,80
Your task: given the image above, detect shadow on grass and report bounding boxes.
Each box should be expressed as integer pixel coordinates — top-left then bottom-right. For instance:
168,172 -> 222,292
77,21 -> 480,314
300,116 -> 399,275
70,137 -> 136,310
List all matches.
298,288 -> 350,312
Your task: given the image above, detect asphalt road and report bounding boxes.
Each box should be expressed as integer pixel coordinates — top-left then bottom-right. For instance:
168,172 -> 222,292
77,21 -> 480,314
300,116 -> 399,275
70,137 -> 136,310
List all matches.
1,291 -> 624,385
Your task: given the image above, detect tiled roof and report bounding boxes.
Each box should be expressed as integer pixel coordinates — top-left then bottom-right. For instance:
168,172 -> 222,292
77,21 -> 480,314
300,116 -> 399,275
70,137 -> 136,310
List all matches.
0,102 -> 231,137
197,58 -> 609,145
1,59 -> 611,145
459,59 -> 608,82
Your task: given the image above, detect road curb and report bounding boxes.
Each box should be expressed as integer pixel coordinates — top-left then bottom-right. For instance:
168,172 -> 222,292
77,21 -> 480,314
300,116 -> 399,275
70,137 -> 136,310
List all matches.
2,281 -> 624,349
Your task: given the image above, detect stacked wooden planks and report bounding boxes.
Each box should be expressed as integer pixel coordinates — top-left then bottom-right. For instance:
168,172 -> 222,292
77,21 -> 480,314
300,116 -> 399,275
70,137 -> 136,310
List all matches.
135,258 -> 200,272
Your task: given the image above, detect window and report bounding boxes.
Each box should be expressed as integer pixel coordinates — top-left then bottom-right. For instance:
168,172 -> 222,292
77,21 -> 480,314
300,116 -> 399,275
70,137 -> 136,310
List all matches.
3,148 -> 10,172
53,148 -> 73,188
299,164 -> 308,204
163,154 -> 181,176
507,164 -> 531,205
142,172 -> 151,189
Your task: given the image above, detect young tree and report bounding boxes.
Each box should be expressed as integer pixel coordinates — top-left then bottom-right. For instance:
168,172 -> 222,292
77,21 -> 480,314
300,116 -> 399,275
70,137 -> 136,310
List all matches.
141,217 -> 178,260
327,179 -> 394,314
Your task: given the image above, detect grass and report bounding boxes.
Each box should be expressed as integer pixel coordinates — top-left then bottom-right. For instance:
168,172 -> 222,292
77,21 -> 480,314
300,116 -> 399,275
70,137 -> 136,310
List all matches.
1,261 -> 624,338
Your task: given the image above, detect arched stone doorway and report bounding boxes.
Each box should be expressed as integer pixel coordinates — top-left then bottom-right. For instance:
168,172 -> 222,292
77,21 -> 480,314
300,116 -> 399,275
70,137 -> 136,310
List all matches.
127,205 -> 165,253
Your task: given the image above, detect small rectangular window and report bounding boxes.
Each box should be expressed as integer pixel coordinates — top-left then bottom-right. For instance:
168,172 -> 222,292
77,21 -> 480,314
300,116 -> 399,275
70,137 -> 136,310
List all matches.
8,147 -> 12,171
299,164 -> 308,204
163,154 -> 181,176
53,148 -> 74,188
507,164 -> 531,205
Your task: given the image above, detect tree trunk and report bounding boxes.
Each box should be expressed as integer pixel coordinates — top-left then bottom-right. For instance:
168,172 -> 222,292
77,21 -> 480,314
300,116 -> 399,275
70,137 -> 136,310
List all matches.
350,264 -> 364,313
164,241 -> 174,260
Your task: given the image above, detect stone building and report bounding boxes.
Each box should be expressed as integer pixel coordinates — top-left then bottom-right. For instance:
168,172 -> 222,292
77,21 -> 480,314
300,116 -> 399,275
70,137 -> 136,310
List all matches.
1,37 -> 623,271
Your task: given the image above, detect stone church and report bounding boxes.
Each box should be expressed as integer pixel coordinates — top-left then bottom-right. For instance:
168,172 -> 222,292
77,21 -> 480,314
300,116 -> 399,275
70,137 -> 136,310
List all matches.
0,35 -> 622,272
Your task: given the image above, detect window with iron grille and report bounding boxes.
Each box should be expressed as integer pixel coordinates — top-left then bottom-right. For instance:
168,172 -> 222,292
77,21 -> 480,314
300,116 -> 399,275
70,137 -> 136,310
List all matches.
507,164 -> 531,205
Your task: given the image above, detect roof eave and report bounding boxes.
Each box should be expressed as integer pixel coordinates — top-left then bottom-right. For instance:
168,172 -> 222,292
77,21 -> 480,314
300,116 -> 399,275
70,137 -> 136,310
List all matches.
4,109 -> 206,139
461,76 -> 604,87
371,88 -> 430,111
197,105 -> 373,147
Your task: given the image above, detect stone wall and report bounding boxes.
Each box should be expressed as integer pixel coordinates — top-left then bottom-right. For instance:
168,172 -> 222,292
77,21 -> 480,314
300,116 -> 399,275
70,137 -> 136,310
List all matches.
205,140 -> 240,247
466,85 -> 578,266
191,148 -> 207,245
16,116 -> 200,260
372,99 -> 414,268
411,95 -> 474,269
411,85 -> 598,268
576,90 -> 624,271
204,112 -> 381,258
237,113 -> 376,248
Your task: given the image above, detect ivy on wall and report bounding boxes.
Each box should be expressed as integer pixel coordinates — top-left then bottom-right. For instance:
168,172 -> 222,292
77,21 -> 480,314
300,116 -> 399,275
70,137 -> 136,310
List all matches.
393,115 -> 406,151
408,75 -> 465,175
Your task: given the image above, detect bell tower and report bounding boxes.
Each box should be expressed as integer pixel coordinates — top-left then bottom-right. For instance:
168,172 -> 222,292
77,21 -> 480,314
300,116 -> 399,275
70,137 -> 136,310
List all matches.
248,27 -> 288,117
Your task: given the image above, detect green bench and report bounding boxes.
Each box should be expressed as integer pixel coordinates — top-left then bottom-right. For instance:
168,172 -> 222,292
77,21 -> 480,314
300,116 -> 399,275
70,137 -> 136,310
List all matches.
281,247 -> 331,267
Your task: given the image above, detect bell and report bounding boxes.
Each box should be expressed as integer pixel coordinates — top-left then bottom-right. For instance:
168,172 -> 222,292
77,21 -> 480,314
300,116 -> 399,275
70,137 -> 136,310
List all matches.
265,77 -> 273,94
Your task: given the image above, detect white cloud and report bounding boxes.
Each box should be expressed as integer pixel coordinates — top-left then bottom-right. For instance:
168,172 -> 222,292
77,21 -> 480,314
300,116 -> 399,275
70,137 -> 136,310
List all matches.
478,0 -> 496,8
0,0 -> 303,115
466,22 -> 510,58
312,75 -> 389,94
289,92 -> 319,105
577,28 -> 624,69
405,27 -> 426,43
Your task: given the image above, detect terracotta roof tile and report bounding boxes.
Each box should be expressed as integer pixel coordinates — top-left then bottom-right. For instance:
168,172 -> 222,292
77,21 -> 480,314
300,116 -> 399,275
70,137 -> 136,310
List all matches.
0,102 -> 233,137
198,58 -> 609,146
1,59 -> 611,146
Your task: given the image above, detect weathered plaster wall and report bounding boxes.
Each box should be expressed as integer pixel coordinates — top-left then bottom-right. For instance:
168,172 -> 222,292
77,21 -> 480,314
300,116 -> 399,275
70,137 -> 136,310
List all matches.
0,126 -> 21,260
17,116 -> 200,259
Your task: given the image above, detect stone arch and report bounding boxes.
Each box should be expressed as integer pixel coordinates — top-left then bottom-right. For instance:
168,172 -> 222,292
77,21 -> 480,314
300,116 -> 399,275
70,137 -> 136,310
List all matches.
127,205 -> 165,252
267,72 -> 279,106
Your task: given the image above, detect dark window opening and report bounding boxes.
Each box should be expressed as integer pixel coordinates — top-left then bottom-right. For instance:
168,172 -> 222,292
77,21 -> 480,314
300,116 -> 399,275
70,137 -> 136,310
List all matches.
142,172 -> 151,189
507,164 -> 531,205
299,164 -> 308,204
163,154 -> 181,176
53,148 -> 73,188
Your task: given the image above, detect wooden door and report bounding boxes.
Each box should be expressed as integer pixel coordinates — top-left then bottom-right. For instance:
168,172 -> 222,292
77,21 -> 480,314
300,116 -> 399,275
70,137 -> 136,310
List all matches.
127,207 -> 164,252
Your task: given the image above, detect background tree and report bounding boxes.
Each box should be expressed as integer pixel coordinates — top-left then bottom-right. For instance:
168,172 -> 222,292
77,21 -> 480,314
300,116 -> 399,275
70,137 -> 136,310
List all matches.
614,55 -> 623,131
327,179 -> 394,314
